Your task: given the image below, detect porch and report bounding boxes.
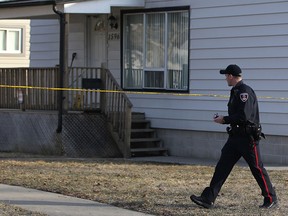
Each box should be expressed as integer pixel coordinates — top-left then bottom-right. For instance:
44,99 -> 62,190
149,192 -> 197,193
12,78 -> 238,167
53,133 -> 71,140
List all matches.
0,67 -> 168,158
0,67 -> 132,157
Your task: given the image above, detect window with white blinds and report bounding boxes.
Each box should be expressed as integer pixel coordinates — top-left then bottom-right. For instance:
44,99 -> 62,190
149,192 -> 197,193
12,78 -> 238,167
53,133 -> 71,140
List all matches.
0,28 -> 22,54
123,7 -> 189,91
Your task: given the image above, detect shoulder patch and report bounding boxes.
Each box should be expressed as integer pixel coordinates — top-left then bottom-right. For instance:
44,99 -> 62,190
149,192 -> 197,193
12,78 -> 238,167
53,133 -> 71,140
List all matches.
240,93 -> 249,102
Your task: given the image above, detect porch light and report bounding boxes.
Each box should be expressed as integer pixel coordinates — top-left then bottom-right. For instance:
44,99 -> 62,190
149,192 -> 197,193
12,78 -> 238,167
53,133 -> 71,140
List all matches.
108,14 -> 118,30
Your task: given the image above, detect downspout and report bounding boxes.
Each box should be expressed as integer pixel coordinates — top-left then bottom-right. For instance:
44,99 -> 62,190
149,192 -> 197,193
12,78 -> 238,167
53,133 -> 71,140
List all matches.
53,4 -> 65,133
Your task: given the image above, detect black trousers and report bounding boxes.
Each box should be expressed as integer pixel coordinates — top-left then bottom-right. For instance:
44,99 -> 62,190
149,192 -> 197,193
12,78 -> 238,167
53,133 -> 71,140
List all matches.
201,134 -> 277,203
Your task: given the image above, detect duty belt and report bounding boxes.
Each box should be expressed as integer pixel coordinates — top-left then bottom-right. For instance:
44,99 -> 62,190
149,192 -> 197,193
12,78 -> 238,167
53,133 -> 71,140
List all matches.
226,123 -> 265,140
226,125 -> 246,135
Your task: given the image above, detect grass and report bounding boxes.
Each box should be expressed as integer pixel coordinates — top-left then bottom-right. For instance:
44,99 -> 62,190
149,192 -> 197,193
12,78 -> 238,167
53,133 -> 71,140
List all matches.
0,202 -> 46,216
0,153 -> 287,216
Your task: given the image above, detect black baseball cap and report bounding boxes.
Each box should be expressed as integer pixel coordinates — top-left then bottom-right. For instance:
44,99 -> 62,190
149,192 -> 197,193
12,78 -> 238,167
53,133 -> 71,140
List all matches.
219,64 -> 242,76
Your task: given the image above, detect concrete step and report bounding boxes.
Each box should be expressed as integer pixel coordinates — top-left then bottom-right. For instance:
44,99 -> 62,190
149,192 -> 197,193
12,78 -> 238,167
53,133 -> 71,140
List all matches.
131,119 -> 151,129
130,112 -> 166,157
131,112 -> 146,119
131,128 -> 155,133
131,147 -> 168,155
130,138 -> 161,143
131,128 -> 156,139
131,119 -> 150,124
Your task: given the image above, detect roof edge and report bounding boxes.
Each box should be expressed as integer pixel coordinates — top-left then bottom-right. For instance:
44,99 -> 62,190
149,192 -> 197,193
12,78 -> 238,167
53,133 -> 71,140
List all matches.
0,0 -> 56,8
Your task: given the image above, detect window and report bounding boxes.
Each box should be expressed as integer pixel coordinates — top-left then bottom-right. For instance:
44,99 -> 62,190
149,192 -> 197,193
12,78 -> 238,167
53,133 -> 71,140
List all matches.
0,28 -> 22,54
122,7 -> 189,91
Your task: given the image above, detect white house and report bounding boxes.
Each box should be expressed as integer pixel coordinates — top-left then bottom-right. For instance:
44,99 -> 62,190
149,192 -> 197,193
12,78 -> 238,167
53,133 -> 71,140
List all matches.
0,19 -> 31,67
0,0 -> 288,164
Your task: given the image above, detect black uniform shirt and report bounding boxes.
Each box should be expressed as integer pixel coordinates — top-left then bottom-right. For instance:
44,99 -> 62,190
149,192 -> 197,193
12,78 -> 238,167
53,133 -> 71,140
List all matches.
223,80 -> 260,126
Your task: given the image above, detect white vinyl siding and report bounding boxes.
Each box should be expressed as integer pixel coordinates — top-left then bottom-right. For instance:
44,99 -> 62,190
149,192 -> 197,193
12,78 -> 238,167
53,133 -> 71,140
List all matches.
127,0 -> 288,136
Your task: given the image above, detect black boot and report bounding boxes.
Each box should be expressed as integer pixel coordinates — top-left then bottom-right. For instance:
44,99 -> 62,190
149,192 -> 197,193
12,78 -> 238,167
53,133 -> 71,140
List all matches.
259,197 -> 278,209
190,195 -> 214,209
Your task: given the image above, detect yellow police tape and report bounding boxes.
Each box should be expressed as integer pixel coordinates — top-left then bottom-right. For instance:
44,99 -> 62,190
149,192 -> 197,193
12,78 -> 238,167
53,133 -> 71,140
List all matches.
1,84 -> 287,100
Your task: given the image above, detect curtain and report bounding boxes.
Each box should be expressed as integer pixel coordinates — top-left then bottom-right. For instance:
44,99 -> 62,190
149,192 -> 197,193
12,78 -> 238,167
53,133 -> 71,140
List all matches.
145,13 -> 165,68
123,14 -> 144,88
167,11 -> 189,89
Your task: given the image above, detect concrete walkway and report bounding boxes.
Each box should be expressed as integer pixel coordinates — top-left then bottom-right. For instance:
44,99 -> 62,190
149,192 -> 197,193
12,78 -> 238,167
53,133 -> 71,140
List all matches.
1,156 -> 287,216
0,184 -> 153,216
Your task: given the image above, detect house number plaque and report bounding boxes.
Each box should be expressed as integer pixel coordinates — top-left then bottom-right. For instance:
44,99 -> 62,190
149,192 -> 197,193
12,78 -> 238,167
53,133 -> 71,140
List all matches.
108,32 -> 120,40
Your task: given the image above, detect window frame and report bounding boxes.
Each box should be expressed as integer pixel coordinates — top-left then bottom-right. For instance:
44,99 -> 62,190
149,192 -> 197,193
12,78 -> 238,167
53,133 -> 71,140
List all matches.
121,6 -> 190,93
0,27 -> 23,55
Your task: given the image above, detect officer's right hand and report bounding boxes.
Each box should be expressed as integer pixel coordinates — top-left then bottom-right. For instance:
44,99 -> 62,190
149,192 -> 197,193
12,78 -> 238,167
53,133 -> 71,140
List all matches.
214,115 -> 225,124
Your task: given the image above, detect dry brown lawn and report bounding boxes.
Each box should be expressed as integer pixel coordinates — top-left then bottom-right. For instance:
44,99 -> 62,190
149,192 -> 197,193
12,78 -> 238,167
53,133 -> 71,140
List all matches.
0,153 -> 287,216
0,202 -> 47,216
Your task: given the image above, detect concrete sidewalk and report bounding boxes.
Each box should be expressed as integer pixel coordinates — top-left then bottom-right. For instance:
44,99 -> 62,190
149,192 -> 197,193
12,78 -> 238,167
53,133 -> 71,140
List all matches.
0,184 -> 153,216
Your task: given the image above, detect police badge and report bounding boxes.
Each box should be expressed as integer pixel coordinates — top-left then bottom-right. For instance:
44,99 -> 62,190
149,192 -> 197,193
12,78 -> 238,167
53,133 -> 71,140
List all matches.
240,93 -> 249,102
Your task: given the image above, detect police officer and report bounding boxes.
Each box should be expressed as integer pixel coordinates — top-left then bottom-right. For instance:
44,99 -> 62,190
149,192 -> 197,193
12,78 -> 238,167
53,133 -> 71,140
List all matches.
190,64 -> 278,209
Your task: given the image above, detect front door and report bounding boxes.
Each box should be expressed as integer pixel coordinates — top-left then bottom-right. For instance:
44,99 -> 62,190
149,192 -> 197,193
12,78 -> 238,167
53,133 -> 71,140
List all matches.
88,15 -> 107,67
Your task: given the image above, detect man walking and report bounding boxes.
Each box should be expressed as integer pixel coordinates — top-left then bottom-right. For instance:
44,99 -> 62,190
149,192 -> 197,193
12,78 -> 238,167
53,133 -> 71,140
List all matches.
190,64 -> 277,209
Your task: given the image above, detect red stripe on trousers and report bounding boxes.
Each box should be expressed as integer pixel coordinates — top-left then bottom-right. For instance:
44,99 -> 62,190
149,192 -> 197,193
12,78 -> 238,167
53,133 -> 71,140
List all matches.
253,141 -> 272,203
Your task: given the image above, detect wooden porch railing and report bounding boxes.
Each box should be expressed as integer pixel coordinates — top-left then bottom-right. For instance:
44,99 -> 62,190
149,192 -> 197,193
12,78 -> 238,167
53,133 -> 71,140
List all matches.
0,67 -> 58,110
0,67 -> 133,158
68,67 -> 133,158
100,68 -> 133,158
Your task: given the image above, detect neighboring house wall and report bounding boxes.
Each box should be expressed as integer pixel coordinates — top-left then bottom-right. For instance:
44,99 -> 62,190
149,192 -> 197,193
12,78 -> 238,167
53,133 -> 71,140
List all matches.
0,19 -> 30,67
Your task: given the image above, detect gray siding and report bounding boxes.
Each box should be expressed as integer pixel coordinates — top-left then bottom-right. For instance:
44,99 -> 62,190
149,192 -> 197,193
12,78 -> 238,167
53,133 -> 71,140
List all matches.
29,19 -> 59,67
128,0 -> 288,136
